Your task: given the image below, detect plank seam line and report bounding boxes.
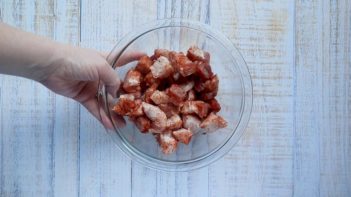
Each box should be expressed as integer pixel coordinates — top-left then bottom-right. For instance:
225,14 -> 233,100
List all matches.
292,1 -> 297,196
77,0 -> 82,196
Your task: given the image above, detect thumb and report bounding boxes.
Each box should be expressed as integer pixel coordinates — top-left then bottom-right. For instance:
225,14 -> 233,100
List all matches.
98,63 -> 120,97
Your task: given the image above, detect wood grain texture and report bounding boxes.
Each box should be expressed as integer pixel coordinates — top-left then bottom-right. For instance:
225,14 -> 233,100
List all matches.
79,1 -> 137,197
209,1 -> 294,197
1,0 -> 351,196
0,0 -> 80,196
295,0 -> 351,196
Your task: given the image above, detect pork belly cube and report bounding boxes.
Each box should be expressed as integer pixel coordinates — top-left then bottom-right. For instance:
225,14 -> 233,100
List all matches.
166,84 -> 187,106
187,89 -> 196,101
182,114 -> 201,133
112,94 -> 137,116
156,132 -> 178,154
200,112 -> 227,132
154,49 -> 170,59
186,46 -> 210,63
150,56 -> 173,79
150,90 -> 169,105
179,62 -> 198,77
172,128 -> 193,145
169,51 -> 197,77
122,69 -> 142,93
135,55 -> 152,74
181,100 -> 210,119
158,103 -> 180,118
168,51 -> 182,71
143,84 -> 158,103
142,102 -> 167,132
128,99 -> 143,117
195,62 -> 213,80
144,72 -> 160,87
194,79 -> 205,92
135,116 -> 151,133
208,98 -> 221,112
199,90 -> 217,101
129,91 -> 142,99
166,114 -> 182,130
172,72 -> 180,81
179,80 -> 195,93
177,55 -> 197,77
203,75 -> 219,92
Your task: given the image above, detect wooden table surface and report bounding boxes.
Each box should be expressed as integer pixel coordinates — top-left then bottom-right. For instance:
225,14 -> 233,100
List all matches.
1,0 -> 350,196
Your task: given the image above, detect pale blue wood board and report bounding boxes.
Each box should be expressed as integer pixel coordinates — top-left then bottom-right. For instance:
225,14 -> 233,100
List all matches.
79,1 -> 134,197
0,0 -> 81,197
294,0 -> 351,196
1,0 -> 351,197
209,1 -> 295,197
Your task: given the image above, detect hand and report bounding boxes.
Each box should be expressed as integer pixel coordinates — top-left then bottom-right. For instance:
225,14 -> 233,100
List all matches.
0,23 -> 142,128
40,44 -> 142,128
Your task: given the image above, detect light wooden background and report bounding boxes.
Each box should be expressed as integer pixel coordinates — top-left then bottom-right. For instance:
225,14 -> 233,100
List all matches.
0,0 -> 350,196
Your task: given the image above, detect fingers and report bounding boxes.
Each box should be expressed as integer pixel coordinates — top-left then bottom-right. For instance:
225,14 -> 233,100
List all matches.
100,50 -> 144,67
114,51 -> 145,67
97,64 -> 121,97
81,97 -> 126,129
98,51 -> 144,97
73,81 -> 126,129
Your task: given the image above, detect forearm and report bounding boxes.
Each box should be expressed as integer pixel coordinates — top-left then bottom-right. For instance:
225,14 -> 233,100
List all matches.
0,22 -> 63,81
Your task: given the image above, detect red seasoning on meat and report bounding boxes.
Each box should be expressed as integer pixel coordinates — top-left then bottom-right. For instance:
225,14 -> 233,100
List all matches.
112,46 -> 227,154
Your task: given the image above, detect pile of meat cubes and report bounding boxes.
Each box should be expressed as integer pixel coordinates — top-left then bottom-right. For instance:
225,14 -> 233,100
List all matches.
112,46 -> 227,154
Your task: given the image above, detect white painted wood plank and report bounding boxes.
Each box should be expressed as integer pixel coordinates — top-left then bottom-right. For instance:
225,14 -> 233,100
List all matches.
126,1 -> 159,197
174,1 -> 211,197
209,1 -> 294,197
0,0 -> 80,196
79,109 -> 132,197
52,0 -> 80,196
294,0 -> 324,196
154,1 -> 179,196
53,96 -> 79,197
79,1 -> 138,196
319,2 -> 351,195
295,0 -> 351,196
0,77 -> 55,197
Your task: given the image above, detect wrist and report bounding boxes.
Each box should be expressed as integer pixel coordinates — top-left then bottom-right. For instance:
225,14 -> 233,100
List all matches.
0,23 -> 68,82
27,40 -> 60,82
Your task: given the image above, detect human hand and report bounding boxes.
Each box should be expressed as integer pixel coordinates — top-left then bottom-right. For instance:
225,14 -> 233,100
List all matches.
0,23 -> 144,128
40,44 -> 142,128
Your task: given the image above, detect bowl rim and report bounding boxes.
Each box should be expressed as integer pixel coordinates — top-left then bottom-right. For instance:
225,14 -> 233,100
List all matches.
98,18 -> 253,171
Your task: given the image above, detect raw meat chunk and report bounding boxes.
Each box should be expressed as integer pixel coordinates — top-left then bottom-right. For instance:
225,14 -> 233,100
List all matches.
122,69 -> 142,93
187,45 -> 210,63
181,100 -> 210,119
156,132 -> 178,154
208,98 -> 221,112
200,112 -> 227,132
150,90 -> 169,105
158,103 -> 180,118
135,116 -> 151,133
166,84 -> 186,105
135,55 -> 152,74
182,114 -> 201,133
142,102 -> 167,132
150,56 -> 173,79
166,114 -> 182,130
172,128 -> 193,144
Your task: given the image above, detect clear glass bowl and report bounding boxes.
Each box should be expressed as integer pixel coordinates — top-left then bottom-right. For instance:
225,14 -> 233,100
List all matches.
98,19 -> 252,171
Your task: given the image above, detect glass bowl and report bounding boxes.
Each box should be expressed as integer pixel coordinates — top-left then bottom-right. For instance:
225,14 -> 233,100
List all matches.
98,19 -> 252,171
